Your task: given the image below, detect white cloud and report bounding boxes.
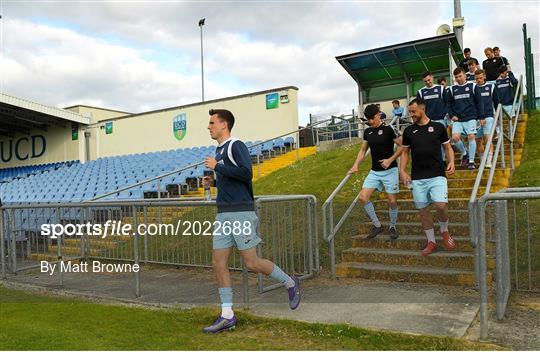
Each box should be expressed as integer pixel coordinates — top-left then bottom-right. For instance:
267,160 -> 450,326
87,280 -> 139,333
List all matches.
1,1 -> 538,125
1,18 -> 235,113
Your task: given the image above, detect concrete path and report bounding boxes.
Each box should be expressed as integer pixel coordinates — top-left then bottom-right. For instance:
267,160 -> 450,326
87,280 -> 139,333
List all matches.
4,264 -> 479,338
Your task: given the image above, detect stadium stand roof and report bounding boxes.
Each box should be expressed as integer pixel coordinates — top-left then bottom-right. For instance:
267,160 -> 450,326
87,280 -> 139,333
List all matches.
0,92 -> 90,136
63,104 -> 132,115
336,33 -> 463,106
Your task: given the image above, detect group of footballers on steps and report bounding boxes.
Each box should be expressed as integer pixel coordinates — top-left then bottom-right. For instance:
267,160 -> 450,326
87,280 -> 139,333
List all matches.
348,46 -> 518,259
200,46 -> 518,333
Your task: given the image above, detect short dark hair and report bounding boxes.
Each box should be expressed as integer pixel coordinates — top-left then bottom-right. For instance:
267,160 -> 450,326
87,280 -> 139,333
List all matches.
209,109 -> 235,131
437,76 -> 447,84
453,67 -> 466,75
499,65 -> 509,73
464,48 -> 471,53
408,98 -> 425,107
475,69 -> 486,76
392,100 -> 400,105
493,46 -> 500,51
422,71 -> 432,79
364,104 -> 380,119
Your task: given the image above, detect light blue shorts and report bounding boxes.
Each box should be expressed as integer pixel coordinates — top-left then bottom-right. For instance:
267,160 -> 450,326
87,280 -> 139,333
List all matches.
452,119 -> 477,136
213,211 -> 262,250
432,119 -> 448,128
503,105 -> 514,118
362,167 -> 399,194
411,176 -> 448,209
476,117 -> 494,138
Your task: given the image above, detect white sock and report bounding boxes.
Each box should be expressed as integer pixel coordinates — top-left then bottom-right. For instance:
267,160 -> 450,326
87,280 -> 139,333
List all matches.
284,277 -> 295,289
424,228 -> 436,243
221,306 -> 234,319
439,221 -> 449,233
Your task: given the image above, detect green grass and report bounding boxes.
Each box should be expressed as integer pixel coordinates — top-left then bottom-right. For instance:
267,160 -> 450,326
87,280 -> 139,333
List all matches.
507,110 -> 540,289
510,110 -> 540,187
0,285 -> 499,350
253,143 -> 371,202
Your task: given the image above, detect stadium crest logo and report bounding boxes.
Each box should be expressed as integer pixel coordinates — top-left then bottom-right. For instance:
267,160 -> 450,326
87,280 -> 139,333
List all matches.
173,113 -> 187,141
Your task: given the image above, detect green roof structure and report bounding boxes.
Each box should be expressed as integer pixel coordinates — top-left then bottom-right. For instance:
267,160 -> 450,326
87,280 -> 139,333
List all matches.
336,33 -> 463,112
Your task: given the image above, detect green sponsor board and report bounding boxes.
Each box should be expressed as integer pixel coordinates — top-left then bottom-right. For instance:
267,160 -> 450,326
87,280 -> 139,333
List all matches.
266,92 -> 279,109
105,122 -> 113,134
173,113 -> 187,141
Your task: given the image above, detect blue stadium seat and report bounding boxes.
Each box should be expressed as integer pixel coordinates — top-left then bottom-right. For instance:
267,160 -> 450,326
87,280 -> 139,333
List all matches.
0,141 -> 286,203
284,136 -> 295,149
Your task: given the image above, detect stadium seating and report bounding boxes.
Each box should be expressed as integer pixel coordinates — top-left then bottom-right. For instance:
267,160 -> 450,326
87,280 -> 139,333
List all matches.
0,138 -> 297,205
0,161 -> 76,182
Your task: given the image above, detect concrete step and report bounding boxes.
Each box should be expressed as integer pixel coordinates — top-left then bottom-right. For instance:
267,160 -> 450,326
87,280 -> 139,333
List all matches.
372,198 -> 470,211
446,177 -> 508,188
335,262 -> 489,286
454,163 -> 504,171
29,253 -> 81,263
123,216 -> 177,224
131,208 -> 193,217
48,245 -> 101,256
471,153 -> 522,162
389,187 -> 491,200
64,238 -> 119,249
252,147 -> 317,181
341,247 -> 495,270
351,234 -> 477,252
358,221 -> 470,237
449,168 -> 511,178
129,212 -> 190,220
369,209 -> 469,222
80,233 -> 131,241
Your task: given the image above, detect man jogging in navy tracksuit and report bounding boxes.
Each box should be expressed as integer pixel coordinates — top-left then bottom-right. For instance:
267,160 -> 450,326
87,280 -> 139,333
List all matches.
202,109 -> 300,333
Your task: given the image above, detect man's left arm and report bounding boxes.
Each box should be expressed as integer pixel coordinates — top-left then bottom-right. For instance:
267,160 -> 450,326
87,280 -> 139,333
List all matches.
509,71 -> 518,85
205,142 -> 253,182
440,127 -> 455,174
386,137 -> 403,163
379,133 -> 402,169
474,85 -> 484,119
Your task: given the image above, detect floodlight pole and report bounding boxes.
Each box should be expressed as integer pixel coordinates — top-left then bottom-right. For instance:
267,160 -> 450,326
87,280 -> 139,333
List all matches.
358,85 -> 364,120
453,0 -> 464,49
199,18 -> 206,102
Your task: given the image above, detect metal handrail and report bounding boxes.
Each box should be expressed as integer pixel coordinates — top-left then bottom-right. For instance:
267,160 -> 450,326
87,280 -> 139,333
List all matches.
315,119 -> 362,145
87,117 -> 336,202
468,75 -> 524,245
475,189 -> 540,339
323,115 -> 401,278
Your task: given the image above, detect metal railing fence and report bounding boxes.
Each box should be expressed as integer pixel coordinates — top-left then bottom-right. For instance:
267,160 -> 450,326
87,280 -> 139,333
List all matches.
469,75 -> 524,247
1,195 -> 318,301
473,188 -> 540,339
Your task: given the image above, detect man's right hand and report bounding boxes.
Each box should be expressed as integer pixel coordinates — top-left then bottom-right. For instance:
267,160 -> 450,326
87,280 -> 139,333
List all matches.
348,164 -> 358,175
452,116 -> 459,122
400,170 -> 411,185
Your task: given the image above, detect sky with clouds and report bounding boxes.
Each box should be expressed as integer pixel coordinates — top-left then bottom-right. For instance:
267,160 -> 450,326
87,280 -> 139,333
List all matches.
1,1 -> 538,125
